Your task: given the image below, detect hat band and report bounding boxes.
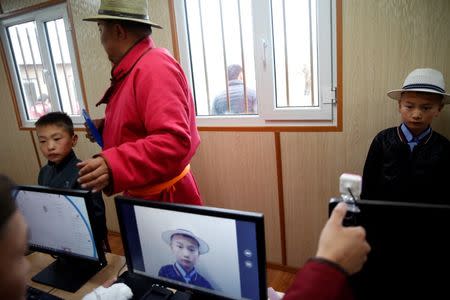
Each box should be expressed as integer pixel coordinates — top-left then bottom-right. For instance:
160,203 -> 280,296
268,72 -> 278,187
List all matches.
403,83 -> 445,94
98,9 -> 150,21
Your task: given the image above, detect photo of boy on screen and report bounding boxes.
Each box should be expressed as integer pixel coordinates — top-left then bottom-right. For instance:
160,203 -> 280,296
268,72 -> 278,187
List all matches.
158,229 -> 213,290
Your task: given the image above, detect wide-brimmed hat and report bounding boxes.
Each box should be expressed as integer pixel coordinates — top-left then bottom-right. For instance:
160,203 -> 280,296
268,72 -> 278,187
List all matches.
162,229 -> 209,254
387,68 -> 450,104
83,0 -> 162,29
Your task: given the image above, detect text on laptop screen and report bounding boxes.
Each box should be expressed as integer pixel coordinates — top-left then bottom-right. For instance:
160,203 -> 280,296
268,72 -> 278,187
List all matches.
15,188 -> 99,261
117,199 -> 266,300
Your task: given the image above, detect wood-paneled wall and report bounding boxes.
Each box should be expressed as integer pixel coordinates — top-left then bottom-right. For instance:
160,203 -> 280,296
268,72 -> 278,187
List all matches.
0,0 -> 449,268
191,132 -> 282,263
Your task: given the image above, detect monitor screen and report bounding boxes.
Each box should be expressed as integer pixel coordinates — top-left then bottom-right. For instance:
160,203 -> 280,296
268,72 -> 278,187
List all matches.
115,196 -> 267,300
329,199 -> 450,299
14,185 -> 106,292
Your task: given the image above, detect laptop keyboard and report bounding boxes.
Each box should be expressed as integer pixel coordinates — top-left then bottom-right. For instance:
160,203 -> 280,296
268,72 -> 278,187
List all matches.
26,286 -> 63,300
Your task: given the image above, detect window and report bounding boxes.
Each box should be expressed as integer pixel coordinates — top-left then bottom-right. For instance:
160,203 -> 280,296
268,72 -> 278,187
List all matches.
0,3 -> 84,128
173,0 -> 338,127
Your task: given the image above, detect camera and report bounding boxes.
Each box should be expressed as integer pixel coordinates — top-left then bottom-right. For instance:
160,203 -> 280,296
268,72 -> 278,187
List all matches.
329,173 -> 361,226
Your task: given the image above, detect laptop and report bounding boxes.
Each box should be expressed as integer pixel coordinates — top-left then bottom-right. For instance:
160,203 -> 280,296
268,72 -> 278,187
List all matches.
15,185 -> 106,292
115,196 -> 267,300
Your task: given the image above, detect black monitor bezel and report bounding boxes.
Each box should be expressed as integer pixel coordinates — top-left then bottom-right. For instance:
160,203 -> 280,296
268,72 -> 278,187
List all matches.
115,195 -> 267,300
15,185 -> 107,267
329,198 -> 450,299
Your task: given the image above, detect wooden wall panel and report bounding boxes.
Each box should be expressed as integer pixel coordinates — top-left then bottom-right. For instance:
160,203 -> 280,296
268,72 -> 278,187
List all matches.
191,132 -> 282,264
0,58 -> 40,184
282,133 -> 346,266
149,0 -> 174,54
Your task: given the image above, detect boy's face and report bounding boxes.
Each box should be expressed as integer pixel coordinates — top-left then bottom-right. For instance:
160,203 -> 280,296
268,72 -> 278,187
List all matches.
170,234 -> 200,272
36,125 -> 77,165
398,92 -> 444,136
0,212 -> 29,300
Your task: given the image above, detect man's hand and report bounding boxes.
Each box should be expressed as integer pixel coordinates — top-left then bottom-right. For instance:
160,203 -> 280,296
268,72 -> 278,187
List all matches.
316,202 -> 371,275
85,118 -> 104,143
77,156 -> 110,193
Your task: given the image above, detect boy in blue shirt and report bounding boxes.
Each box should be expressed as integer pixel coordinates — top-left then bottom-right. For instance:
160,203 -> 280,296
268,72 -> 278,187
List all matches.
159,229 -> 213,290
35,112 -> 109,250
361,68 -> 450,203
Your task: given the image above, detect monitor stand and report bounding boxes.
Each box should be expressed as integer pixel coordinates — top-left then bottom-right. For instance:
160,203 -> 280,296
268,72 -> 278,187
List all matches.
32,256 -> 104,292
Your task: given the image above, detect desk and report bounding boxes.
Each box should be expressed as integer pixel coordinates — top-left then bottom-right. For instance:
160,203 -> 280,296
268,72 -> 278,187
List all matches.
28,253 -> 285,299
27,252 -> 126,300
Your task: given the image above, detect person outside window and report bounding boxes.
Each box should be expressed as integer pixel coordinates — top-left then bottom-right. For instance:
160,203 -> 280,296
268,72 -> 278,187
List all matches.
212,64 -> 257,115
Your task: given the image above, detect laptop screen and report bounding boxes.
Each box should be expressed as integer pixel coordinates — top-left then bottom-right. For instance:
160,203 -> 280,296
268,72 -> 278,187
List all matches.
115,196 -> 267,300
15,185 -> 102,262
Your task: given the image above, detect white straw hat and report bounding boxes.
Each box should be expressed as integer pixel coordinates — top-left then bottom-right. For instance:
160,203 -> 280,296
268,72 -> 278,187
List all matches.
387,68 -> 450,104
83,0 -> 162,29
162,229 -> 209,254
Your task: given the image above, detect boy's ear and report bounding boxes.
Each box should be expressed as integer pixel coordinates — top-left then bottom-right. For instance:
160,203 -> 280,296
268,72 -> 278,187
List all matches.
72,134 -> 78,146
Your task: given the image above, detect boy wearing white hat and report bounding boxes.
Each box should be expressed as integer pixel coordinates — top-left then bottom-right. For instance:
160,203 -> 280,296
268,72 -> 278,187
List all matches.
361,68 -> 450,203
158,229 -> 213,290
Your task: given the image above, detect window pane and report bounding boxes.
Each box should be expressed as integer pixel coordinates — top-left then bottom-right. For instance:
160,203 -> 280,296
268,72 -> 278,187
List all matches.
272,0 -> 316,108
1,3 -> 86,127
185,0 -> 257,116
176,0 -> 336,124
46,19 -> 80,116
8,22 -> 53,120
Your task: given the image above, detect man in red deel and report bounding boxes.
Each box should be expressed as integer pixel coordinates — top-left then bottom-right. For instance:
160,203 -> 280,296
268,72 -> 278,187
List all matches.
77,0 -> 201,205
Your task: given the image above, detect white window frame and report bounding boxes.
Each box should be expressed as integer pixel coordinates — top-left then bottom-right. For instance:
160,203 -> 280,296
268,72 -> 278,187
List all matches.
0,3 -> 85,128
173,0 -> 338,128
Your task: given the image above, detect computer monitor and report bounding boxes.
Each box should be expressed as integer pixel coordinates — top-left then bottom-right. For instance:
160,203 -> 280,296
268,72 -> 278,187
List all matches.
329,199 -> 450,299
115,196 -> 267,300
14,185 -> 107,292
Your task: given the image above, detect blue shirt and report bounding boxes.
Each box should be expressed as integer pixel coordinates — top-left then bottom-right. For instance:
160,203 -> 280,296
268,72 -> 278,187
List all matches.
400,123 -> 432,152
158,264 -> 213,290
174,262 -> 196,284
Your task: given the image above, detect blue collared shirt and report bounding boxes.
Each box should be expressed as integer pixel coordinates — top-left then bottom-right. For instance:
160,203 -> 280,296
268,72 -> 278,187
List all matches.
400,123 -> 431,152
174,262 -> 197,284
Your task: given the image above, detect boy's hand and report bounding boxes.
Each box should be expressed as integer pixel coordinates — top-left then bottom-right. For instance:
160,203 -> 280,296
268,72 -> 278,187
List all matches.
77,156 -> 110,193
85,118 -> 104,143
315,202 -> 371,275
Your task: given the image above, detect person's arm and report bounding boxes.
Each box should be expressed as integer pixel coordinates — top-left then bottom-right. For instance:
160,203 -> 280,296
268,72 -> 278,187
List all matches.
282,259 -> 352,300
212,97 -> 219,115
282,202 -> 370,300
249,89 -> 257,113
361,134 -> 383,200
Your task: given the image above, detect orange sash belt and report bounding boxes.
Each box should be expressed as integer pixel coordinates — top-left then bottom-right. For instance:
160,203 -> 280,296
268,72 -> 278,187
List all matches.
127,164 -> 190,198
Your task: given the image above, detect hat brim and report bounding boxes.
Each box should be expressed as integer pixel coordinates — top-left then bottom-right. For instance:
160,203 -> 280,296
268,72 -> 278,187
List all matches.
162,230 -> 209,254
83,15 -> 162,29
387,88 -> 450,104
